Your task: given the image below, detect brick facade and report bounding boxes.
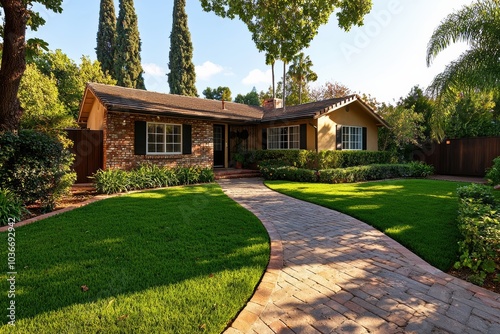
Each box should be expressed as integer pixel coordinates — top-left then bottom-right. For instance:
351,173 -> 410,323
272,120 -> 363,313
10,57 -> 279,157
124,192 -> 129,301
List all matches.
105,112 -> 213,170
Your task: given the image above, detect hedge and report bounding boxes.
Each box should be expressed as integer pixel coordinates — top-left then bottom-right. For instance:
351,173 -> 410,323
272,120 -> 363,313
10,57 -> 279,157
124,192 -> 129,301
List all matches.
242,149 -> 398,169
454,184 -> 500,286
259,162 -> 434,183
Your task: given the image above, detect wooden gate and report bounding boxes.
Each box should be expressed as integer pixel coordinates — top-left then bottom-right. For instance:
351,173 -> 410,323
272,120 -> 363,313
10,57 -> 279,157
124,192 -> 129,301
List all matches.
67,129 -> 103,183
415,137 -> 500,177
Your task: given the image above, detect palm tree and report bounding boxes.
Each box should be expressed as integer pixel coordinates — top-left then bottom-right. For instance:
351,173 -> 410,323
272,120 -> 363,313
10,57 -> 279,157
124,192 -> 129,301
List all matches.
266,53 -> 276,100
287,52 -> 318,104
426,0 -> 500,97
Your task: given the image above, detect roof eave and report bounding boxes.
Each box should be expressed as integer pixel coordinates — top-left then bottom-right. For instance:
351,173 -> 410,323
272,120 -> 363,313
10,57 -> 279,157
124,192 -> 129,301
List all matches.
107,106 -> 261,124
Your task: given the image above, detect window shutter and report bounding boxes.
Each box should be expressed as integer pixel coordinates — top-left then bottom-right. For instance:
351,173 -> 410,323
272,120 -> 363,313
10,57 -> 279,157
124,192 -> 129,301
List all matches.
300,124 -> 307,149
336,125 -> 343,151
262,128 -> 267,150
182,124 -> 192,154
134,121 -> 147,155
362,127 -> 367,151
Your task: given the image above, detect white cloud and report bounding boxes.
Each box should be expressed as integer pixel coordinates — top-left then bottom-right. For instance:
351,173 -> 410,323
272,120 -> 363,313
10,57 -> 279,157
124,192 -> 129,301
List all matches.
196,61 -> 224,81
143,63 -> 165,77
242,69 -> 272,86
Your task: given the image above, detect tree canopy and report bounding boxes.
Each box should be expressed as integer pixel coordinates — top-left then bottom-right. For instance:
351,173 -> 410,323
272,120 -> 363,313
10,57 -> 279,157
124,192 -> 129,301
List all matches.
33,50 -> 116,118
168,0 -> 197,96
114,0 -> 145,89
201,0 -> 373,105
426,0 -> 500,96
234,87 -> 260,106
202,86 -> 232,101
96,0 -> 117,77
0,0 -> 63,131
18,63 -> 75,136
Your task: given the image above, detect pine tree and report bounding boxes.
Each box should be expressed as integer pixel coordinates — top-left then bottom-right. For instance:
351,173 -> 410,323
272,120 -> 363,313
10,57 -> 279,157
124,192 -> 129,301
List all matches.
96,0 -> 117,77
168,0 -> 197,96
114,0 -> 146,89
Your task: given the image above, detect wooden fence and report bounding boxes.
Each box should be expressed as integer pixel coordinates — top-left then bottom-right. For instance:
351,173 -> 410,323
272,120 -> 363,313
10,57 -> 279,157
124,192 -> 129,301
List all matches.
414,137 -> 500,177
67,129 -> 103,183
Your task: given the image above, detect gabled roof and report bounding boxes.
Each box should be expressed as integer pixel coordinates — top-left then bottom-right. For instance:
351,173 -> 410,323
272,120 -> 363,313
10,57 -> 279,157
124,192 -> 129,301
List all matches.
78,83 -> 388,128
262,95 -> 389,127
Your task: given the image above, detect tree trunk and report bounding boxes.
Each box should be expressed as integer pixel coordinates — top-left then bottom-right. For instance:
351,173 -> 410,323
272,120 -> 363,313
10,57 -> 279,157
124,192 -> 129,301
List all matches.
283,61 -> 286,111
0,0 -> 27,132
271,62 -> 275,100
298,77 -> 302,104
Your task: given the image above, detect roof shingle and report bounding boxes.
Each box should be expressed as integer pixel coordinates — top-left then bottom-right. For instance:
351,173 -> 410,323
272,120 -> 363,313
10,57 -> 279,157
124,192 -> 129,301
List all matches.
80,83 -> 387,127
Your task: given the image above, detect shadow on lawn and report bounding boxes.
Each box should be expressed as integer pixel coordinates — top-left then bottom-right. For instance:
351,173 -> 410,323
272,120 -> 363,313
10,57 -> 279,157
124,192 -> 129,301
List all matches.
221,179 -> 500,333
267,179 -> 467,271
0,185 -> 270,325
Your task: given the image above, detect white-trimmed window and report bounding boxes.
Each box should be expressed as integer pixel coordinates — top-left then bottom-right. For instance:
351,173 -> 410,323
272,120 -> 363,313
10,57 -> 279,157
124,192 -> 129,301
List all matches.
342,126 -> 363,150
267,125 -> 300,150
147,122 -> 182,154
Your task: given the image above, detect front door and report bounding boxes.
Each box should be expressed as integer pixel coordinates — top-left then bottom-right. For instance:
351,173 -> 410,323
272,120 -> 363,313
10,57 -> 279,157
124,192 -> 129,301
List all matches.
213,125 -> 225,167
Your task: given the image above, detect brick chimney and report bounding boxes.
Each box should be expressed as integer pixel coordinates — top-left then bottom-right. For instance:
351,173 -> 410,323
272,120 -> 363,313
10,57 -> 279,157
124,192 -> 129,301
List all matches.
263,98 -> 283,111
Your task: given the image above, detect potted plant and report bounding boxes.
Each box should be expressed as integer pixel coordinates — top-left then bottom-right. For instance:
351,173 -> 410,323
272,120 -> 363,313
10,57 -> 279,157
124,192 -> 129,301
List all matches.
233,152 -> 245,169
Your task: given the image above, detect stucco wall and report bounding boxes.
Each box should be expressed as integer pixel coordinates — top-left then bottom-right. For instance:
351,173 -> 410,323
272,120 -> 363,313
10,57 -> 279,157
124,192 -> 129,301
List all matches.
318,102 -> 380,151
105,112 -> 213,170
86,100 -> 106,130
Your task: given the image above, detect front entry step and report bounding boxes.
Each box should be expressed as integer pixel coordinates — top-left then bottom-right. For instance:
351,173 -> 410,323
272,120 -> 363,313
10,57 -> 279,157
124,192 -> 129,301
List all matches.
214,169 -> 261,180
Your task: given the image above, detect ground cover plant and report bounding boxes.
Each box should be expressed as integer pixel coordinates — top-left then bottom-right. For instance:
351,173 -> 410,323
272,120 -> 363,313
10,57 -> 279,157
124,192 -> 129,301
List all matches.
266,179 -> 471,271
0,185 -> 269,333
93,164 -> 214,194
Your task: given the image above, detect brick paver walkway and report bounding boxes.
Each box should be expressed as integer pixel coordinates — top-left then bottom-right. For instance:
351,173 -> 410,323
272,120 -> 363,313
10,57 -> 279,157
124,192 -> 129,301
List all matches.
218,178 -> 500,334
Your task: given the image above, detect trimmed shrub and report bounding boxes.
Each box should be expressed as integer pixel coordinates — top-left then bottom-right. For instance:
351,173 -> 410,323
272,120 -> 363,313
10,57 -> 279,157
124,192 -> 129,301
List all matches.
457,183 -> 495,205
319,150 -> 398,169
454,187 -> 500,285
246,149 -> 397,170
259,165 -> 317,182
0,130 -> 76,212
486,156 -> 500,186
407,161 -> 434,177
0,189 -> 25,226
318,163 -> 433,184
261,162 -> 433,183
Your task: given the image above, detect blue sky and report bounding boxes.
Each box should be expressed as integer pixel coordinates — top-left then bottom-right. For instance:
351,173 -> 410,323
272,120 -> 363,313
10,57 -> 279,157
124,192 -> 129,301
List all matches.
29,0 -> 474,103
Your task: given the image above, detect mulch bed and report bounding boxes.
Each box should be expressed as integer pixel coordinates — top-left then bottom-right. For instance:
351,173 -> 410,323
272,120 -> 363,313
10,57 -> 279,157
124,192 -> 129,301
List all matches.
22,185 -> 97,221
20,185 -> 500,296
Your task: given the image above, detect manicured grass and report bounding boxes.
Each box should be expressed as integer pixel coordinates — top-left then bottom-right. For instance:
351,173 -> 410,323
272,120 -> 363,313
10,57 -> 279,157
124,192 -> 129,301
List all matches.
265,179 -> 470,271
0,184 -> 269,333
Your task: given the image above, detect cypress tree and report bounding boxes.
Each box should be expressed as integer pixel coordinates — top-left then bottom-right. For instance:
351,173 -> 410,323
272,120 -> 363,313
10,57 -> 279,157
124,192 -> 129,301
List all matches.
168,0 -> 197,96
95,0 -> 117,77
114,0 -> 146,89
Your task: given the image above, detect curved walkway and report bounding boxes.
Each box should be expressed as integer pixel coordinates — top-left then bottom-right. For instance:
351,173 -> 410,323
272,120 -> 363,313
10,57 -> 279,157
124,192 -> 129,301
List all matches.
218,178 -> 500,334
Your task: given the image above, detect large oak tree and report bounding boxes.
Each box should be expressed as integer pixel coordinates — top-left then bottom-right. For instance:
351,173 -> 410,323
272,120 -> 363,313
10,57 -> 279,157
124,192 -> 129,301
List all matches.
200,0 -> 373,107
0,0 -> 62,131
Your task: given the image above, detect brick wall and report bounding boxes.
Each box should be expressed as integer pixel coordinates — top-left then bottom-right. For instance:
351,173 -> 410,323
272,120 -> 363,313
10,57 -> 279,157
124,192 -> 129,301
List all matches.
105,112 -> 214,170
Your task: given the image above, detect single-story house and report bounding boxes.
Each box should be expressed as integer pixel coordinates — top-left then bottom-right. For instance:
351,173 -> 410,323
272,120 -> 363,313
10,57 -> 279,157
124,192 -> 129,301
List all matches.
77,83 -> 389,170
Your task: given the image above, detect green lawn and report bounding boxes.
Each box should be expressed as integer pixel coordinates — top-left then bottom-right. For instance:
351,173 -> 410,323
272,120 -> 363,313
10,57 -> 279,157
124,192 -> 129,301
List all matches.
265,179 -> 471,271
0,184 -> 269,333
